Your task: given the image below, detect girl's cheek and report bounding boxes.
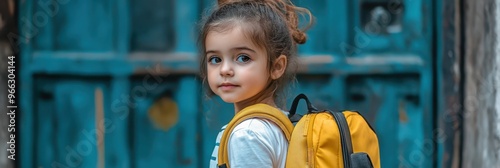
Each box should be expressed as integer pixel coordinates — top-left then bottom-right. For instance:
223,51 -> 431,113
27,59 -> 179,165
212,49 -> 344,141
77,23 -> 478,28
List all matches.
207,72 -> 217,85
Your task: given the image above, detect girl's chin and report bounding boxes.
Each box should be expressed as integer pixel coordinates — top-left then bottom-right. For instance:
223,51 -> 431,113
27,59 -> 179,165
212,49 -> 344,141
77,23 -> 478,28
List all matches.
219,97 -> 238,103
219,95 -> 250,104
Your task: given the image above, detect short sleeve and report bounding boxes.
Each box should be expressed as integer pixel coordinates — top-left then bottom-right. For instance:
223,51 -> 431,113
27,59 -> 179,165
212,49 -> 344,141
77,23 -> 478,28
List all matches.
227,119 -> 287,168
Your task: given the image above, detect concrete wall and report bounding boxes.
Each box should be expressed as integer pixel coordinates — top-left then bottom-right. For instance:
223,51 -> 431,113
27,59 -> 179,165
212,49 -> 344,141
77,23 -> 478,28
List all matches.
462,0 -> 500,167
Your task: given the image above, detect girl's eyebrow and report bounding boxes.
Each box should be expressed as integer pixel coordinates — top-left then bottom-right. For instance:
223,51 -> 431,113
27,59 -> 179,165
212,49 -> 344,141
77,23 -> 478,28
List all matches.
232,47 -> 257,53
205,50 -> 218,55
205,47 -> 257,55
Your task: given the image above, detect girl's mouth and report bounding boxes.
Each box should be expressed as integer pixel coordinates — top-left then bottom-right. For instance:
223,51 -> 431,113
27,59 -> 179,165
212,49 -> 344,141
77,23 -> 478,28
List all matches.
219,83 -> 239,91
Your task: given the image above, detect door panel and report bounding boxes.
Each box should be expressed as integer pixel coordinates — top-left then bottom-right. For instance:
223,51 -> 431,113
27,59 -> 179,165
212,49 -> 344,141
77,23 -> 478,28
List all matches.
131,75 -> 198,168
32,0 -> 115,51
34,77 -> 110,167
130,0 -> 175,52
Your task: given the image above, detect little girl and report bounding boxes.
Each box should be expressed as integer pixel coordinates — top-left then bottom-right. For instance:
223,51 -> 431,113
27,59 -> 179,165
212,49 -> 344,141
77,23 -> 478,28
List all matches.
198,0 -> 313,167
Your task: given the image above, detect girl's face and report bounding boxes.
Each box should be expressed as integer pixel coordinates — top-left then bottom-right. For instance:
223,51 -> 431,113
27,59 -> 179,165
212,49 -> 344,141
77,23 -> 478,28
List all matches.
205,26 -> 270,104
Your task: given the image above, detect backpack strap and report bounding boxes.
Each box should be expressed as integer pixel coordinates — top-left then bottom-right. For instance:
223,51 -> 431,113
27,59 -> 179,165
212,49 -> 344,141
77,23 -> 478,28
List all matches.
331,111 -> 354,168
289,93 -> 319,115
288,93 -> 318,125
218,103 -> 294,168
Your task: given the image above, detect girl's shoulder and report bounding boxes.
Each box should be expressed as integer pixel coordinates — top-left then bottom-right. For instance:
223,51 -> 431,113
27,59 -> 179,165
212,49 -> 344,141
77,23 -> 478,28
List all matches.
228,118 -> 286,148
230,109 -> 289,140
232,118 -> 278,134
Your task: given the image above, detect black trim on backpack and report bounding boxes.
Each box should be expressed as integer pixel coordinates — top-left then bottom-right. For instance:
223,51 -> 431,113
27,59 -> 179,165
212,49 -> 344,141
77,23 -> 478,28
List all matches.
341,110 -> 377,135
351,153 -> 374,168
288,93 -> 319,124
331,111 -> 353,168
289,93 -> 319,116
288,113 -> 303,125
218,164 -> 227,168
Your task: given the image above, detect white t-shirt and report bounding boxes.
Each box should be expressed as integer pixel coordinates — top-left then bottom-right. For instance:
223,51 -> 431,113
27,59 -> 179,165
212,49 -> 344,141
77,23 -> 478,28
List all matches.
209,112 -> 289,168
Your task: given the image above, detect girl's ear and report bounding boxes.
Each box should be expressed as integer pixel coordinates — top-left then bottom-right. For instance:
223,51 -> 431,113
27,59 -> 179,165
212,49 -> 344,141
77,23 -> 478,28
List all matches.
271,55 -> 287,80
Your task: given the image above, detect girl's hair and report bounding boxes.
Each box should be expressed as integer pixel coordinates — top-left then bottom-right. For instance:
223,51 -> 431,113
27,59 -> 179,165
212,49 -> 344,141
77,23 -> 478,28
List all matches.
199,0 -> 314,108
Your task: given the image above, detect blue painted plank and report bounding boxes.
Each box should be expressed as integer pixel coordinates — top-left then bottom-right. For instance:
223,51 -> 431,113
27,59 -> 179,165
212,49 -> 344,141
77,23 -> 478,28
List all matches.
175,76 -> 200,168
53,0 -> 114,51
132,79 -> 176,167
435,0 -> 446,167
116,0 -> 131,56
32,79 -> 110,167
32,0 -> 54,51
329,76 -> 347,109
53,81 -> 98,168
34,79 -> 56,166
292,75 -> 337,110
130,0 -> 175,52
175,0 -> 199,52
293,0 -> 349,55
105,76 -> 131,168
19,0 -> 35,167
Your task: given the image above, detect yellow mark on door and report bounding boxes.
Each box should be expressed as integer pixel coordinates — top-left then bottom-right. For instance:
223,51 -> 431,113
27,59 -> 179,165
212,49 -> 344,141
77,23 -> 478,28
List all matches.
148,97 -> 179,131
399,100 -> 408,123
94,87 -> 105,168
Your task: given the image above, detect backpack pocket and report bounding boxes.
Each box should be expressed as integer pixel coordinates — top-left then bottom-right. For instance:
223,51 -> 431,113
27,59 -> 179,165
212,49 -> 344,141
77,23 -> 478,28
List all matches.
351,152 -> 374,168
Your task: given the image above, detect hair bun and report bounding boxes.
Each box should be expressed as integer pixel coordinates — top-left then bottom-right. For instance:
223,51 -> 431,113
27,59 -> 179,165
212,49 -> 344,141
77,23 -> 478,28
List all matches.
216,0 -> 313,44
283,1 -> 312,45
292,30 -> 307,44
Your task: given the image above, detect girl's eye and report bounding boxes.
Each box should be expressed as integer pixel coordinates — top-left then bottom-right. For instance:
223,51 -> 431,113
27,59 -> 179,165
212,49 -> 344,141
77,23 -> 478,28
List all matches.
208,56 -> 221,64
236,54 -> 251,63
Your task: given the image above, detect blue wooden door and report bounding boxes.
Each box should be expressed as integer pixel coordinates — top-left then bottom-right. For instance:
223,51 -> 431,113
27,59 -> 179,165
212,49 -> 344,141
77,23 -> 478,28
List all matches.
20,0 -> 435,167
21,0 -> 201,167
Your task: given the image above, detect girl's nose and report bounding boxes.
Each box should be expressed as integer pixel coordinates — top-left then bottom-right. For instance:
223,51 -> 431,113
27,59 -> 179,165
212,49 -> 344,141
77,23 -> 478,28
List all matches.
220,61 -> 234,77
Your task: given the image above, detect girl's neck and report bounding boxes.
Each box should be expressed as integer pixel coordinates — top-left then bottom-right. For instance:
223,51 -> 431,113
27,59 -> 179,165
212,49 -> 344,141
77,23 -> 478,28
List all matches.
234,95 -> 276,113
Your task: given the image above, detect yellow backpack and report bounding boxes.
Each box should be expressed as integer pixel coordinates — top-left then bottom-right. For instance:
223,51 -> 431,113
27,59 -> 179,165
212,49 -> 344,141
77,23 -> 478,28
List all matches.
218,94 -> 381,168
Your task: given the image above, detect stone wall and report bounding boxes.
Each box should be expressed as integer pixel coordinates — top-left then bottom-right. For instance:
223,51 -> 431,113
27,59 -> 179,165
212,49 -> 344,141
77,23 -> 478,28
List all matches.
0,0 -> 15,167
462,0 -> 500,167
